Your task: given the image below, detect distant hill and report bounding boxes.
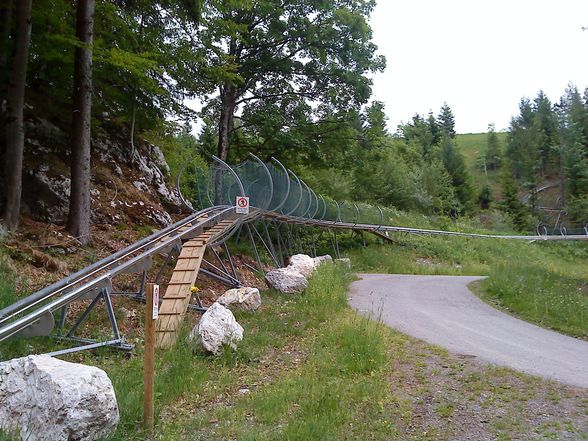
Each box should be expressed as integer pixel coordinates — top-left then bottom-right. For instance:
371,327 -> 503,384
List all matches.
456,132 -> 508,199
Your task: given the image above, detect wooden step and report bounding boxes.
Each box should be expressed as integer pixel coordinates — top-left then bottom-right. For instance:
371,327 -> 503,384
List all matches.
154,237 -> 209,349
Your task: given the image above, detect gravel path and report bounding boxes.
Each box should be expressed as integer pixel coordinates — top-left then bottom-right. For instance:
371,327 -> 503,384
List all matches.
349,273 -> 588,388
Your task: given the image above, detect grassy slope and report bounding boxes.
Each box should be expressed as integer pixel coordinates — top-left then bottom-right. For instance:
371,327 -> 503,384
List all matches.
349,237 -> 588,339
456,132 -> 508,198
104,264 -> 587,440
0,252 -> 586,440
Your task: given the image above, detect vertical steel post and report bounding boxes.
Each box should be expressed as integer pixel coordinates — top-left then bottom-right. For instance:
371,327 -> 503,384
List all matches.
270,157 -> 291,213
246,224 -> 264,272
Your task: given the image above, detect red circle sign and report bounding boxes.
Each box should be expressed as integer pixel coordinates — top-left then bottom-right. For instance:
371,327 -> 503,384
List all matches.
237,197 -> 248,207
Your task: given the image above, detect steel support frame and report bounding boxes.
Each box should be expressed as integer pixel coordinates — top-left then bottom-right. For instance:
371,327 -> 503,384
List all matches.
52,287 -> 133,357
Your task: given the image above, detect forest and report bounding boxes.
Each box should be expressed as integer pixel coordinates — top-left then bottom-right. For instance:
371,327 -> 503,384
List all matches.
1,0 -> 587,240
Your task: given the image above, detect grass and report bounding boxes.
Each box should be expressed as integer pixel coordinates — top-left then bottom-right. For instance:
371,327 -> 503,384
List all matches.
102,261 -> 586,440
348,237 -> 588,338
1,258 -> 587,440
95,264 -> 359,440
456,132 -> 507,196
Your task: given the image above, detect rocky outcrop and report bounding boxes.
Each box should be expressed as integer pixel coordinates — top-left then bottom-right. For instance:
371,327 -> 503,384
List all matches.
287,254 -> 316,277
217,287 -> 262,311
21,116 -> 181,226
265,267 -> 308,294
0,355 -> 119,441
190,303 -> 244,354
313,254 -> 333,267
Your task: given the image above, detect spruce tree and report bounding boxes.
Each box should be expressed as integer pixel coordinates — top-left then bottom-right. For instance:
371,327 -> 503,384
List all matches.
478,184 -> 492,209
440,136 -> 473,214
486,123 -> 502,172
2,0 -> 32,230
438,103 -> 456,139
67,0 -> 94,245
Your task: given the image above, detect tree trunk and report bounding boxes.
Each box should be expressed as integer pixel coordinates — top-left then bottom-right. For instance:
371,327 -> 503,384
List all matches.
67,0 -> 94,245
217,83 -> 236,162
2,0 -> 31,230
214,84 -> 236,205
559,146 -> 565,208
0,0 -> 14,111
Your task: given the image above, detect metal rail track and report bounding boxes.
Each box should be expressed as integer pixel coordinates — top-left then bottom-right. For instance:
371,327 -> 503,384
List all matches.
263,212 -> 588,241
0,206 -> 239,344
1,154 -> 587,355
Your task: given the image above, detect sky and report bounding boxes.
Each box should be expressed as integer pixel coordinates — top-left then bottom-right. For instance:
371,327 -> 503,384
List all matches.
369,0 -> 588,134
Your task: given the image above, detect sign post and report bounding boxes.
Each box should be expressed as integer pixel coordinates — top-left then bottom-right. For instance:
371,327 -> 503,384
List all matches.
144,283 -> 158,435
236,196 -> 250,214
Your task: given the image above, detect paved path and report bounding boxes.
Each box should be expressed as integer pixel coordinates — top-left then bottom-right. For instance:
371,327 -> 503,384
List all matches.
349,274 -> 588,388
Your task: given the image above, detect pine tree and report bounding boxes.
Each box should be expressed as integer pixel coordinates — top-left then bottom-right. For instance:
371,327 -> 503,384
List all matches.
440,136 -> 473,214
438,103 -> 456,139
2,0 -> 32,230
427,111 -> 440,145
478,184 -> 492,209
67,0 -> 94,245
532,90 -> 557,174
500,168 -> 529,231
486,123 -> 502,171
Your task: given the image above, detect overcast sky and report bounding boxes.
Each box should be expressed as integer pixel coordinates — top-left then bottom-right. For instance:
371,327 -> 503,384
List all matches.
369,0 -> 588,134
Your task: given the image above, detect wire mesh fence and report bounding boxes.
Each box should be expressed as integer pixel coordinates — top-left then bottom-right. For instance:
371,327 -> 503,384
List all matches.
180,155 -> 588,236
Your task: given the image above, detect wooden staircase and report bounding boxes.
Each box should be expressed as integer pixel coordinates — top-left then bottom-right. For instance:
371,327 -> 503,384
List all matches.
155,219 -> 235,348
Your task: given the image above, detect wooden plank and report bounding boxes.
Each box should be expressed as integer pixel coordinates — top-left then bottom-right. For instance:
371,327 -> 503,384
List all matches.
155,237 -> 208,348
154,219 -> 239,348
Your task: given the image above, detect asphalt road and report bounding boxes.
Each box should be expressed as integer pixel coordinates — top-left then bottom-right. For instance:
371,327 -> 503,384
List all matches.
349,274 -> 588,388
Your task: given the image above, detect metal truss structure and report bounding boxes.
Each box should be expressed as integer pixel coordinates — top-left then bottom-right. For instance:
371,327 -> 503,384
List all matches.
1,154 -> 587,357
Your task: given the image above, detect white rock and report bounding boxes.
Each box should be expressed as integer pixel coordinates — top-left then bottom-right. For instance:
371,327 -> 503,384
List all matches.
149,144 -> 171,175
217,287 -> 261,311
335,257 -> 352,269
265,267 -> 308,294
0,355 -> 119,441
287,254 -> 316,277
313,255 -> 333,267
133,180 -> 151,193
190,303 -> 244,354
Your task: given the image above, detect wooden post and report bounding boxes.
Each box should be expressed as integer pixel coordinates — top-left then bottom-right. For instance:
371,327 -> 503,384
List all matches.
144,283 -> 158,435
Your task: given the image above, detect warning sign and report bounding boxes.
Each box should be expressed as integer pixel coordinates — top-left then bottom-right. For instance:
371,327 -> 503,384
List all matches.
152,284 -> 159,320
236,196 -> 250,214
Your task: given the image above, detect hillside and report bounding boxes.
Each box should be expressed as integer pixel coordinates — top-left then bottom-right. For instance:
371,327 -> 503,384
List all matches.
456,132 -> 508,198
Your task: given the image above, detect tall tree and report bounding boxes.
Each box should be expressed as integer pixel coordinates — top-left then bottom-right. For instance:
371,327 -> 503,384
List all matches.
2,0 -> 32,230
0,0 -> 13,116
439,135 -> 473,214
486,123 -> 502,171
197,0 -> 385,162
67,0 -> 94,244
532,91 -> 557,174
438,103 -> 456,139
427,111 -> 441,145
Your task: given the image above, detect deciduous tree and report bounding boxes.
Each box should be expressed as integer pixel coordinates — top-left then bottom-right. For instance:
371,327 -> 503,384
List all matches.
197,0 -> 385,162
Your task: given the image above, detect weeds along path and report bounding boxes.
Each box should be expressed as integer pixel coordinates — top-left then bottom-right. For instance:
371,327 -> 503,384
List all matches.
349,274 -> 588,388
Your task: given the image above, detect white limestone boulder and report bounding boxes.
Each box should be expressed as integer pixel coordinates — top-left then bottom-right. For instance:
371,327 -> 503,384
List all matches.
217,287 -> 261,312
313,255 -> 333,267
190,302 -> 244,354
335,257 -> 352,269
287,254 -> 316,277
0,355 -> 119,441
265,267 -> 308,294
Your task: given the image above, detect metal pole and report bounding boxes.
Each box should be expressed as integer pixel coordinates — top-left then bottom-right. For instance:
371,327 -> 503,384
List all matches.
249,152 -> 274,210
246,224 -> 264,272
285,169 -> 304,216
270,157 -> 291,212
